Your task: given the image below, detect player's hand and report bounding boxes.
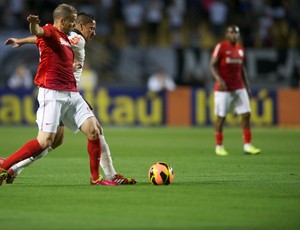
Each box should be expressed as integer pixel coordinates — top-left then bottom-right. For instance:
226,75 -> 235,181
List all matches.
27,15 -> 41,24
73,62 -> 82,71
218,78 -> 228,91
4,38 -> 21,48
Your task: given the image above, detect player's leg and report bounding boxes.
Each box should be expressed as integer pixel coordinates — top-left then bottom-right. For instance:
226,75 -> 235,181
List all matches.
80,116 -> 100,181
0,130 -> 55,185
65,93 -> 117,186
240,112 -> 260,154
1,88 -> 63,185
6,125 -> 65,184
80,98 -> 134,183
4,88 -> 66,183
83,98 -> 135,184
6,146 -> 54,183
97,123 -> 116,179
215,116 -> 225,145
51,123 -> 65,149
97,122 -> 136,184
235,89 -> 261,155
214,91 -> 229,156
215,116 -> 228,156
80,117 -> 117,186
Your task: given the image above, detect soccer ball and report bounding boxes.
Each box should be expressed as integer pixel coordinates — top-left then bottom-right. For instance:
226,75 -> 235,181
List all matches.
148,162 -> 174,185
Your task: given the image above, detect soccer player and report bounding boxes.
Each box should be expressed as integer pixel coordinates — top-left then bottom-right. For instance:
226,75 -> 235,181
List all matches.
2,13 -> 136,185
210,25 -> 261,156
0,4 -> 118,186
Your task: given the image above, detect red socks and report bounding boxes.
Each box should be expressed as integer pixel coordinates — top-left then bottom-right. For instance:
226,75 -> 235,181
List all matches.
87,138 -> 101,182
215,131 -> 223,146
1,139 -> 43,170
243,129 -> 251,144
215,129 -> 252,146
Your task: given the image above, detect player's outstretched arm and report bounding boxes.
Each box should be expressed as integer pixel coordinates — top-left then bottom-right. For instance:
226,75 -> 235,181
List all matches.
5,36 -> 37,48
27,15 -> 44,36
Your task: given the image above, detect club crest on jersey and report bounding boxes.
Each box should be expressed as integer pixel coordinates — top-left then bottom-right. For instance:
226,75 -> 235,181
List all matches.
60,38 -> 71,47
69,35 -> 81,45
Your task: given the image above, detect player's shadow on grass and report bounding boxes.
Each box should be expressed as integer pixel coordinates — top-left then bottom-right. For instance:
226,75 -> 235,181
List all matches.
7,177 -> 246,187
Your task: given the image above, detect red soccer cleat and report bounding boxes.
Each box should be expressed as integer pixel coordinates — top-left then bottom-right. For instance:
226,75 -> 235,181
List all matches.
0,158 -> 17,184
90,177 -> 118,186
6,168 -> 16,184
111,174 -> 137,185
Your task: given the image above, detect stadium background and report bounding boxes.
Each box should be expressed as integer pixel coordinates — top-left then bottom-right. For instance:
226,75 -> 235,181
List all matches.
0,0 -> 299,126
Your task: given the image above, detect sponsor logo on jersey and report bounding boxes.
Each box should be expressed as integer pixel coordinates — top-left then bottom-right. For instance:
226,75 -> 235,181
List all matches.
225,57 -> 243,64
60,38 -> 71,47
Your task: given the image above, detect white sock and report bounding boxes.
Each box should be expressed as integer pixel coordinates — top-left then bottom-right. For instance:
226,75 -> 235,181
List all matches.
216,145 -> 223,150
100,135 -> 117,179
244,143 -> 251,150
11,147 -> 53,176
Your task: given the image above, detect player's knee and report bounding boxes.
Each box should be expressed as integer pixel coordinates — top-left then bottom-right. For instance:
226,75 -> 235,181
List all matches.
37,132 -> 55,149
86,126 -> 100,140
242,112 -> 251,120
80,117 -> 101,140
86,124 -> 100,140
216,116 -> 226,125
38,138 -> 54,149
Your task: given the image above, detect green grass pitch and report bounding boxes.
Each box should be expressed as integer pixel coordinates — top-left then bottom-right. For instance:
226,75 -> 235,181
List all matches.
0,126 -> 300,230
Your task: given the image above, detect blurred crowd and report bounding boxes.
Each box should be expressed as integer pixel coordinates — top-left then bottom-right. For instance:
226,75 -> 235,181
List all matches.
0,0 -> 299,48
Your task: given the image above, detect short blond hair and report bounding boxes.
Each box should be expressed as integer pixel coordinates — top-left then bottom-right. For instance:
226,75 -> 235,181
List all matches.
53,3 -> 77,21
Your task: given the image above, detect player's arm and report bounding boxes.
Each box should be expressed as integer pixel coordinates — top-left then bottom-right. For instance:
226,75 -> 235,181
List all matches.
27,15 -> 44,37
242,66 -> 252,97
210,55 -> 227,91
5,36 -> 37,48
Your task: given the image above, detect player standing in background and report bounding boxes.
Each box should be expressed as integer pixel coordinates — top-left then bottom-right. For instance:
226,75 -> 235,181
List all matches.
2,13 -> 136,185
0,4 -> 118,186
210,25 -> 261,156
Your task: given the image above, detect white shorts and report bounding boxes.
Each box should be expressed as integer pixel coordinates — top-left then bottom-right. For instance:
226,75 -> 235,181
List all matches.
214,88 -> 251,117
36,87 -> 95,133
